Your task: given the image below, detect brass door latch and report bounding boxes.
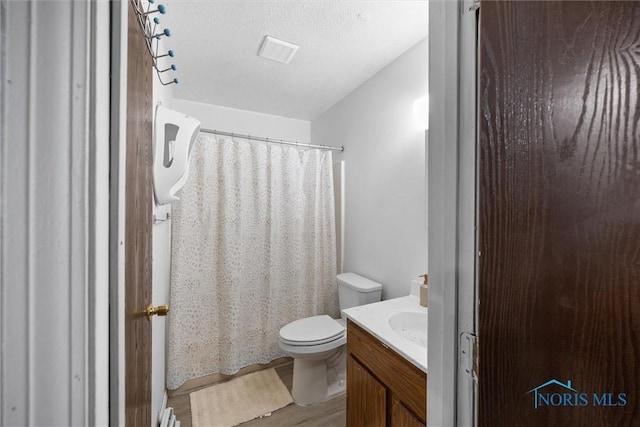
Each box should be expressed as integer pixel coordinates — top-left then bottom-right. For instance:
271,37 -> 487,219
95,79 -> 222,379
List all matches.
145,303 -> 169,320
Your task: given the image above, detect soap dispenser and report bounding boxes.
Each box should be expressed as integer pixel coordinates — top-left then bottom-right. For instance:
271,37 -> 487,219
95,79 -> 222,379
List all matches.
419,274 -> 428,307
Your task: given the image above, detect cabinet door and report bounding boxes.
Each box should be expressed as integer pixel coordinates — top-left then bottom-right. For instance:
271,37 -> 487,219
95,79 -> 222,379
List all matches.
391,397 -> 425,427
347,354 -> 386,427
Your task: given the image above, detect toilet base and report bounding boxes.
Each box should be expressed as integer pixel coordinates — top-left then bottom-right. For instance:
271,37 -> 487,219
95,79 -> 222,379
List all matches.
290,346 -> 346,405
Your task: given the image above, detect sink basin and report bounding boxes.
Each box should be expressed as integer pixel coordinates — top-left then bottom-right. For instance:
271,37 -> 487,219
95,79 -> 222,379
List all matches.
388,312 -> 427,348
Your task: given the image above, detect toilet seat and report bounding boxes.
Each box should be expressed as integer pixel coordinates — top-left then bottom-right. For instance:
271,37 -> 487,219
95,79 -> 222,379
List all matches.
281,333 -> 344,347
279,315 -> 345,346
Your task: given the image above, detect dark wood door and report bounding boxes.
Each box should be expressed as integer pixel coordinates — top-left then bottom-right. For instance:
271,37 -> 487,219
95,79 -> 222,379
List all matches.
479,1 -> 640,426
125,2 -> 154,425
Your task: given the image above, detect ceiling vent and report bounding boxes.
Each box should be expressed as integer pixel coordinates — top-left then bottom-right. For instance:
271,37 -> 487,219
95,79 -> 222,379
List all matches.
257,36 -> 299,64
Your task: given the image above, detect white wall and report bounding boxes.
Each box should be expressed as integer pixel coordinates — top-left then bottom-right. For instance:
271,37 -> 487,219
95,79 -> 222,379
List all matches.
172,99 -> 311,143
152,59 -> 175,425
311,39 -> 428,300
1,1 -> 106,425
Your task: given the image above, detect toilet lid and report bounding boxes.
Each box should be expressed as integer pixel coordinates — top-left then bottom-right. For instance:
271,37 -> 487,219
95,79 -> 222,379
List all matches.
279,315 -> 345,345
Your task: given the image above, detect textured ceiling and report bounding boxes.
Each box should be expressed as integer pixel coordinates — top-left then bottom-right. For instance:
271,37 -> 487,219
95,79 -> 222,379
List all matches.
162,1 -> 428,120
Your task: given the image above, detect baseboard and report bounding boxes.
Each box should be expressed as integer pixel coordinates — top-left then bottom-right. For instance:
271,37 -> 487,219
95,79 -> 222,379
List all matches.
158,390 -> 168,425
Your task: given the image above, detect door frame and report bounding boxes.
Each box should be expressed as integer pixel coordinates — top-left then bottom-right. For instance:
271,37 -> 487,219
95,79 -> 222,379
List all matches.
456,1 -> 479,426
109,0 -> 129,424
427,0 -> 478,426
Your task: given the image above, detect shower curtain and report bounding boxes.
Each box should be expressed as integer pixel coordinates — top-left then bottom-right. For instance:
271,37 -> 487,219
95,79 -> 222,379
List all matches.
167,134 -> 338,390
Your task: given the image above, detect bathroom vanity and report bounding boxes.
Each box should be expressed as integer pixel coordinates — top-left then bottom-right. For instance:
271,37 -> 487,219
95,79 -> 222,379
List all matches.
343,296 -> 427,426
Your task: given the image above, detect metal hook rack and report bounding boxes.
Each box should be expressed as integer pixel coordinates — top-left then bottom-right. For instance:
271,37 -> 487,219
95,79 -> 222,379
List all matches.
130,0 -> 179,86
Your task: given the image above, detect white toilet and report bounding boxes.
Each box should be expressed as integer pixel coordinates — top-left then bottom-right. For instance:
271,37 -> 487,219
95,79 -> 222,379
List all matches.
278,272 -> 382,405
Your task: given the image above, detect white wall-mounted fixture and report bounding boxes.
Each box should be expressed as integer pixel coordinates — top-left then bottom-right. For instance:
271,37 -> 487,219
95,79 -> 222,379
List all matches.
258,35 -> 299,64
153,104 -> 201,205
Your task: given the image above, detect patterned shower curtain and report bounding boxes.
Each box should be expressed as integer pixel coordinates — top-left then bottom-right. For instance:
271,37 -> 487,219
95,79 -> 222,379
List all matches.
167,134 -> 338,390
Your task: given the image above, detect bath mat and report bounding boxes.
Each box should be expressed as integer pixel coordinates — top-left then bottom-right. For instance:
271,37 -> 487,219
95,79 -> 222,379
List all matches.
190,368 -> 293,427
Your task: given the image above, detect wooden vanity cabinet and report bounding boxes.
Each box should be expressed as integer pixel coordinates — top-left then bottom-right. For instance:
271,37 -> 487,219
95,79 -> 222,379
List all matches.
391,397 -> 425,427
346,319 -> 427,427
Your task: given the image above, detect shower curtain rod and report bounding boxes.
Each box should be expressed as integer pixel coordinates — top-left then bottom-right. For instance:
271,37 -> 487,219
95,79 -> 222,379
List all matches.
199,128 -> 344,152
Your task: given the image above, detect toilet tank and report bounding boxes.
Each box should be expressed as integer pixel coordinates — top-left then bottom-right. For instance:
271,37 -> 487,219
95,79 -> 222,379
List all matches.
337,273 -> 382,317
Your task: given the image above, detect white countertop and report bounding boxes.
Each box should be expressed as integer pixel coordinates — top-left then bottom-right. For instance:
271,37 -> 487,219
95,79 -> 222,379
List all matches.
342,295 -> 428,373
